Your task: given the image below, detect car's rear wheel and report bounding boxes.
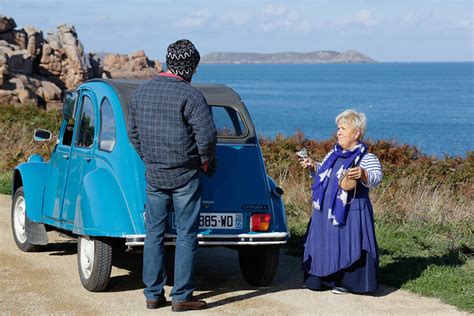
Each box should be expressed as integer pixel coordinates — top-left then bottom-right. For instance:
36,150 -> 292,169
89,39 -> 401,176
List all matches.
77,236 -> 113,291
238,245 -> 280,286
11,187 -> 41,252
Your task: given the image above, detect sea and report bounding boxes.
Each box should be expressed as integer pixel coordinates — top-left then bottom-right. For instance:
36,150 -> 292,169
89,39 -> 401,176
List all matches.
193,63 -> 474,158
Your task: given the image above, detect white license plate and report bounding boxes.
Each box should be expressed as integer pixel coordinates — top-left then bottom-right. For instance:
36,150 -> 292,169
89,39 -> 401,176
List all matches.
172,213 -> 243,229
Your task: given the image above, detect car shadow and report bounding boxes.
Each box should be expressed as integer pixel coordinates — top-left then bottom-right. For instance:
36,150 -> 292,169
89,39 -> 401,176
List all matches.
40,240 -> 77,256
106,246 -> 396,305
35,237 -> 397,302
107,250 -> 144,292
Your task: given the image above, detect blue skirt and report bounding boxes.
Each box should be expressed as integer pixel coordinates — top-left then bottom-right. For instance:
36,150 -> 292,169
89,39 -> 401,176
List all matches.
303,250 -> 378,294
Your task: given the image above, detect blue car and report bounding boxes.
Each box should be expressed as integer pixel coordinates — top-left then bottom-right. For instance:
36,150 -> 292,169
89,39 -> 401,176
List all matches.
11,79 -> 288,291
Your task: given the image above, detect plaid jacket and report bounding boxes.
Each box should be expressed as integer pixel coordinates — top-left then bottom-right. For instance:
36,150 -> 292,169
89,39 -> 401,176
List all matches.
128,74 -> 217,189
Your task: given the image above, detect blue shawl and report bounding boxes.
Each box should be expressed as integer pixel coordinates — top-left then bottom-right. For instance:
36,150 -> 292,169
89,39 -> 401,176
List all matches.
311,142 -> 368,225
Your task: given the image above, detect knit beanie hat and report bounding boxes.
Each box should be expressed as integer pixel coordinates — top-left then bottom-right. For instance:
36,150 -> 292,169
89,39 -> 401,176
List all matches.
166,39 -> 200,82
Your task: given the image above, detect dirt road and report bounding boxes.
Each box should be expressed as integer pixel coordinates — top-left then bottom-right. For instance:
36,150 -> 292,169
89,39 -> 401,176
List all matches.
0,194 -> 467,315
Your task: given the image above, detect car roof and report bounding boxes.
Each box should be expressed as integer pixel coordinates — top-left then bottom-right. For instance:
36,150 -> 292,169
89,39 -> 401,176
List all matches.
85,78 -> 257,144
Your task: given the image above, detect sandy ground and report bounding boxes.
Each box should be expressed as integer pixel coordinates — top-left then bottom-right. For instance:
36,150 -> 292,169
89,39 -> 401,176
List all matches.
0,194 -> 468,315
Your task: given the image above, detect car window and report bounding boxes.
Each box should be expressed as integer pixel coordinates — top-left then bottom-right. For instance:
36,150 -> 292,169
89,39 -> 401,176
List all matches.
61,94 -> 78,146
76,95 -> 95,148
99,98 -> 116,152
211,106 -> 248,138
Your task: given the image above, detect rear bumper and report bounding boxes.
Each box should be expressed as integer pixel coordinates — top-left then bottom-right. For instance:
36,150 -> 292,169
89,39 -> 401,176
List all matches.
126,232 -> 288,246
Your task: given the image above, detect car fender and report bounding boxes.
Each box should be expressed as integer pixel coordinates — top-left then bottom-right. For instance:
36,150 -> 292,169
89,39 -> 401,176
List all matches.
72,165 -> 136,237
13,159 -> 50,223
267,176 -> 288,233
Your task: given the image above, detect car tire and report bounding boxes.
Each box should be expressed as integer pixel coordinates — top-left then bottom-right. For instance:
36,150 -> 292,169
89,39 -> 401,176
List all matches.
11,186 -> 41,252
77,236 -> 113,292
238,245 -> 280,287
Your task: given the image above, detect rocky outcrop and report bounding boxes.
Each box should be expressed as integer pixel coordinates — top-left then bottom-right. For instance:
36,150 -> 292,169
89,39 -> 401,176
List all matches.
38,24 -> 88,91
0,14 -> 162,108
102,50 -> 162,79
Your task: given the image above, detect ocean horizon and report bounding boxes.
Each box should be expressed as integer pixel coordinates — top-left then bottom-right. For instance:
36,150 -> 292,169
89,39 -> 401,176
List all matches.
193,62 -> 474,157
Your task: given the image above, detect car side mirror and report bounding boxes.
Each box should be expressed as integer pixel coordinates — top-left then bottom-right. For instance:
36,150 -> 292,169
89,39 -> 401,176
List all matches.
34,128 -> 52,142
63,91 -> 78,120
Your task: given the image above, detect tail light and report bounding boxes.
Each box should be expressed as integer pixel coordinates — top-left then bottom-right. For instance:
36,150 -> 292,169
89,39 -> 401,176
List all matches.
250,213 -> 271,232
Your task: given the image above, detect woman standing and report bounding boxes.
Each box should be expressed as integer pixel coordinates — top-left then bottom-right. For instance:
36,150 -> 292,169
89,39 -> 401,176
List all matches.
300,109 -> 382,294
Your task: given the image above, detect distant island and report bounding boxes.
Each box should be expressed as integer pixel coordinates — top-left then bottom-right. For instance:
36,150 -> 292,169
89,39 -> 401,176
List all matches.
201,50 -> 376,64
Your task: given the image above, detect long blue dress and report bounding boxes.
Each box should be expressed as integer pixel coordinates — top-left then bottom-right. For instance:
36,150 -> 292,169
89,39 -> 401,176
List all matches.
302,156 -> 379,293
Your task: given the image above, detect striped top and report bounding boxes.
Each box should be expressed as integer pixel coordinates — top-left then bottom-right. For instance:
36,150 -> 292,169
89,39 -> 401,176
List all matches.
312,149 -> 383,188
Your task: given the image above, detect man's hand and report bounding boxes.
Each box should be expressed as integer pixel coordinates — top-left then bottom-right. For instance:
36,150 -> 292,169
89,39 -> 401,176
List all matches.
201,158 -> 217,177
201,161 -> 209,173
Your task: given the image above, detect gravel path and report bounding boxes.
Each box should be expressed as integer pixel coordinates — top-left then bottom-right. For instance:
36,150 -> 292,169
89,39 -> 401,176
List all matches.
0,194 -> 467,315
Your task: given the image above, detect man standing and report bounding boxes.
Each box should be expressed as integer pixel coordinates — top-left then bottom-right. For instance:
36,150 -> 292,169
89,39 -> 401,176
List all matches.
128,39 -> 217,311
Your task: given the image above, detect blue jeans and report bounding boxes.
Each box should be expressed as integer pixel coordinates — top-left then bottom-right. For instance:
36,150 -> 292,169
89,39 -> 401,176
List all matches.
143,172 -> 202,302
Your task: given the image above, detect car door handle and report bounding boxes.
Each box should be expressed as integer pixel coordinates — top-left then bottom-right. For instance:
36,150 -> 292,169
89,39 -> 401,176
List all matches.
84,157 -> 91,162
62,154 -> 69,160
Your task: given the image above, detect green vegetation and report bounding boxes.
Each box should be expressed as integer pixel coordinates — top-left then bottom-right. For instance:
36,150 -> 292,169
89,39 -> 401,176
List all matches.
0,104 -> 61,173
0,105 -> 473,311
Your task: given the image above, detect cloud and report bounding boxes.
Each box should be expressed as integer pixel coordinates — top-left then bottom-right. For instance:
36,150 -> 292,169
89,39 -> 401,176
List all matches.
214,12 -> 251,27
448,19 -> 473,30
256,5 -> 313,32
172,5 -> 313,33
355,9 -> 377,27
401,11 -> 421,26
326,9 -> 379,31
177,9 -> 211,28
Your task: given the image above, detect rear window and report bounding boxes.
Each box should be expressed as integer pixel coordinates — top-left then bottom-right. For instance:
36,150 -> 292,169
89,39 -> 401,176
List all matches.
211,106 -> 248,138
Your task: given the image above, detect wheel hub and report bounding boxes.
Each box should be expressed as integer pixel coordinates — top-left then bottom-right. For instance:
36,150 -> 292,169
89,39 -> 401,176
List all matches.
13,196 -> 27,243
80,237 -> 95,279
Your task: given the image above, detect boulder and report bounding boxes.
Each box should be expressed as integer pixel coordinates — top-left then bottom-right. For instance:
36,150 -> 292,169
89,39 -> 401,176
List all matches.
0,64 -> 8,87
18,89 -> 37,105
24,26 -> 43,57
38,80 -> 62,101
102,51 -> 162,79
6,50 -> 33,74
0,88 -> 15,103
0,15 -> 16,33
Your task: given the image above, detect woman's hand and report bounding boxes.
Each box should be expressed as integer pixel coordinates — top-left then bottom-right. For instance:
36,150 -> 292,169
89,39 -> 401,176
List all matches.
347,167 -> 368,183
299,158 -> 316,172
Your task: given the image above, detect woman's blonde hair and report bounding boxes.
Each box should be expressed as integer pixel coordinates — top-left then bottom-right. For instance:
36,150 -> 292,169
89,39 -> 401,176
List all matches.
335,109 -> 367,140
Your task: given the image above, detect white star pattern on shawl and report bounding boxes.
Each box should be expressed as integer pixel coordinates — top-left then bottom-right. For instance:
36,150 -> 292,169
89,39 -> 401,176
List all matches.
319,168 -> 331,182
312,200 -> 320,210
338,189 -> 349,206
327,208 -> 341,225
336,165 -> 345,180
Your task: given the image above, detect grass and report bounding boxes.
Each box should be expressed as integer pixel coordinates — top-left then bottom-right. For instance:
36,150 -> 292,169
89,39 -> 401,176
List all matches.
0,171 -> 12,195
377,222 -> 473,311
0,105 -> 473,311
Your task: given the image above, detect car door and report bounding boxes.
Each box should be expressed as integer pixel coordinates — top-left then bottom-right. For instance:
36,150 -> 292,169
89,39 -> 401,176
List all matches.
42,92 -> 78,223
60,91 -> 97,225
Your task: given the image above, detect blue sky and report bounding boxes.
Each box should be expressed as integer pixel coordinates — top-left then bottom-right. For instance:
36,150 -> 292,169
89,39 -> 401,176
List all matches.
1,0 -> 472,62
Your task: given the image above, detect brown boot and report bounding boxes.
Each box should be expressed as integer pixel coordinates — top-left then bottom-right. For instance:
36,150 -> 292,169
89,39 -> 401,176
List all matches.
171,297 -> 207,312
146,296 -> 167,309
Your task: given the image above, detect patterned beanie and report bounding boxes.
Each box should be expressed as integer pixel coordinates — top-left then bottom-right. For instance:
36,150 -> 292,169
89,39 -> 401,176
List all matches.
166,39 -> 200,82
